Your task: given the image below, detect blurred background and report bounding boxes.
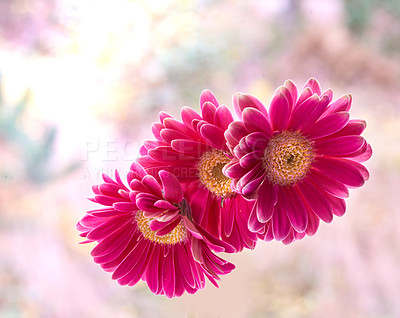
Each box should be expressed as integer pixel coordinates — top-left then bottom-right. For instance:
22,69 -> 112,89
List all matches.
0,0 -> 399,317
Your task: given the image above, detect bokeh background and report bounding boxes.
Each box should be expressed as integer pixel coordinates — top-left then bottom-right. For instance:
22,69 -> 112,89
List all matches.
0,0 -> 399,317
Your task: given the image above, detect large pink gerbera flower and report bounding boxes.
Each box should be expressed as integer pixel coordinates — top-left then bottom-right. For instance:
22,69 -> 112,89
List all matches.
137,90 -> 257,252
77,162 -> 235,298
224,78 -> 372,244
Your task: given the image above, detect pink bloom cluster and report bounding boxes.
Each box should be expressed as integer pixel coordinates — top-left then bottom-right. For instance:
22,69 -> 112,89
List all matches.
77,78 -> 371,297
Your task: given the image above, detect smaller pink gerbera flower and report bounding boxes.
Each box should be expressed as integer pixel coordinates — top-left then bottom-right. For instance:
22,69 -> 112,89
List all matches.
224,78 -> 372,244
77,162 -> 235,298
137,90 -> 257,252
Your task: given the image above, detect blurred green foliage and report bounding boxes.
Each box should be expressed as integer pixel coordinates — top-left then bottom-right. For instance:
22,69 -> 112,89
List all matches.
0,75 -> 79,184
344,0 -> 376,34
344,0 -> 400,56
344,0 -> 400,32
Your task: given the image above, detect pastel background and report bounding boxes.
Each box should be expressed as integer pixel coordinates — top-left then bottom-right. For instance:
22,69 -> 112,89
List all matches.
0,0 -> 398,317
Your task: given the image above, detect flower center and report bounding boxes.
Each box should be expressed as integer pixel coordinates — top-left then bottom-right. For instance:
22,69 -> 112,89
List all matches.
135,211 -> 187,245
197,149 -> 233,197
263,131 -> 314,186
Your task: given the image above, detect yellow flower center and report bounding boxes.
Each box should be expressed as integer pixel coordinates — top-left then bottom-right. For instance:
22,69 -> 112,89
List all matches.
197,149 -> 233,197
135,211 -> 187,245
263,131 -> 314,186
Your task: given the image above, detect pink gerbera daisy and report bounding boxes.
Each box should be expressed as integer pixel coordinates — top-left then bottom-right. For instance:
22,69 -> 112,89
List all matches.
224,78 -> 372,244
137,90 -> 257,252
77,162 -> 235,298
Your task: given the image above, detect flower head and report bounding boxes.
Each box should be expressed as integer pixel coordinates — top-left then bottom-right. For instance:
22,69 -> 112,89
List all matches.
137,90 -> 257,252
77,162 -> 235,298
224,78 -> 372,244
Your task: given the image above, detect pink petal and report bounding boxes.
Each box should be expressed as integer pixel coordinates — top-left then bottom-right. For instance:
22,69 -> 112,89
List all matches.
129,162 -> 147,180
324,94 -> 352,116
113,202 -> 137,212
271,199 -> 291,241
322,88 -> 333,101
143,140 -> 162,152
316,135 -> 365,156
269,92 -> 290,131
284,79 -> 298,104
233,143 -> 247,159
288,94 -> 320,131
297,179 -> 333,223
248,206 -> 266,232
125,247 -> 154,286
93,227 -> 136,264
238,136 -> 254,153
114,239 -> 151,283
141,175 -> 163,198
348,159 -> 370,181
245,132 -> 269,151
156,209 -> 179,222
276,85 -> 294,111
284,186 -> 308,232
160,128 -> 190,144
307,169 -> 349,198
258,223 -> 274,241
200,124 -> 226,150
171,139 -> 210,157
239,151 -> 263,169
221,198 -> 235,237
242,173 -> 265,198
159,170 -> 184,203
91,222 -> 134,257
176,244 -> 196,288
94,195 -> 122,206
183,216 -> 203,240
99,233 -> 139,271
163,118 -> 199,141
234,93 -> 268,119
305,209 -> 320,236
194,221 -> 236,253
226,121 -> 249,143
148,146 -> 197,163
87,215 -> 132,241
327,119 -> 367,139
159,111 -> 173,123
79,213 -> 109,228
153,217 -> 181,236
145,245 -> 161,294
201,101 -> 217,124
298,94 -> 329,131
242,107 -> 272,136
98,183 -> 124,197
136,193 -> 163,212
256,182 -> 277,223
129,179 -> 149,193
232,93 -> 242,118
312,157 -> 366,187
327,194 -> 346,217
282,230 -> 295,245
222,160 -> 248,179
173,249 -> 186,297
200,89 -> 219,108
347,143 -> 372,163
303,77 -> 322,96
236,162 -> 264,191
295,87 -> 313,108
114,170 -> 126,187
214,105 -> 234,131
153,199 -> 176,210
307,111 -> 350,139
87,208 -> 124,218
181,106 -> 202,128
151,122 -> 164,141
